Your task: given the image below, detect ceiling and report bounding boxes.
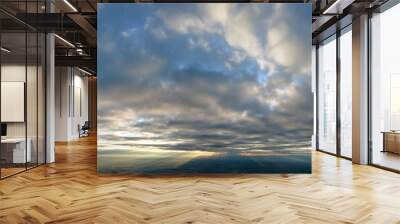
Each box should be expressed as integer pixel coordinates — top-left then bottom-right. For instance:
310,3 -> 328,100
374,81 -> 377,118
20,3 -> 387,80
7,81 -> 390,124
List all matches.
0,0 -> 391,75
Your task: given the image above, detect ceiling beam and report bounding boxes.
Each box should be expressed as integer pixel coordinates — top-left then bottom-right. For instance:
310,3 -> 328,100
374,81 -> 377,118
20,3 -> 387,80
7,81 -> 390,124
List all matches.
55,55 -> 96,72
67,13 -> 97,46
323,0 -> 356,14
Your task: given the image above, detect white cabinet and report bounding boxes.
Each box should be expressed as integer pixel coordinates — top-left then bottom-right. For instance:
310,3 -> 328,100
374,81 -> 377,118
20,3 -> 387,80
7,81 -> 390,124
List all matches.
1,138 -> 32,163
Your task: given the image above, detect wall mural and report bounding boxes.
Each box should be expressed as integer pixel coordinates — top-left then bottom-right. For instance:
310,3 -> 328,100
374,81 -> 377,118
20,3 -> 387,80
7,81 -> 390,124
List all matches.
98,3 -> 312,174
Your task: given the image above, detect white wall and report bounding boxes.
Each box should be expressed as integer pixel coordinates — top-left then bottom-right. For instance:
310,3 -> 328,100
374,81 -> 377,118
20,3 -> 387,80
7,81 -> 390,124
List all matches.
55,67 -> 70,141
1,82 -> 25,122
1,65 -> 40,137
72,73 -> 89,138
1,65 -> 27,139
55,67 -> 89,141
1,63 -> 46,164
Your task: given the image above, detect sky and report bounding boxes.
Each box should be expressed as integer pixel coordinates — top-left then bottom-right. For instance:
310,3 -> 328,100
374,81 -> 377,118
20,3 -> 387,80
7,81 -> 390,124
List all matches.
98,3 -> 312,155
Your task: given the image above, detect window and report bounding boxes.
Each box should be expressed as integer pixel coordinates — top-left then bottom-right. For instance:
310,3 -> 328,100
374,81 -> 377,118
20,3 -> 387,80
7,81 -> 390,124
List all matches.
339,27 -> 352,158
318,35 -> 337,154
370,3 -> 400,171
0,1 -> 46,179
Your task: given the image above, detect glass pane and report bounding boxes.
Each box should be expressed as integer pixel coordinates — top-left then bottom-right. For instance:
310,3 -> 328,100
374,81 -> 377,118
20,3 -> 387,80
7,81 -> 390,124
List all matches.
0,1 -> 46,178
38,33 -> 45,165
340,28 -> 352,158
318,36 -> 337,154
1,31 -> 27,177
27,31 -> 38,169
371,4 -> 400,171
312,46 -> 317,150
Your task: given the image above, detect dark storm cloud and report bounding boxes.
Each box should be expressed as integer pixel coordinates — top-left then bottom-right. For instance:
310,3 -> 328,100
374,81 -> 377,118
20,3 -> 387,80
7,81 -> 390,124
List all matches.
98,3 -> 312,153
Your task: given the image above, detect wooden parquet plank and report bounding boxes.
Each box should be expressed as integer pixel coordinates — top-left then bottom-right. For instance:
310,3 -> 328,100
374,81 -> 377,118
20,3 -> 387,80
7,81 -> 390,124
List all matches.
0,135 -> 400,223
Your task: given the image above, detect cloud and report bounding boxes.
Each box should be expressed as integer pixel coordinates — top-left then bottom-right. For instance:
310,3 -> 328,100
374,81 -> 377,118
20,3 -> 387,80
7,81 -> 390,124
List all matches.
266,21 -> 311,74
98,3 -> 312,153
121,27 -> 137,37
154,4 -> 310,74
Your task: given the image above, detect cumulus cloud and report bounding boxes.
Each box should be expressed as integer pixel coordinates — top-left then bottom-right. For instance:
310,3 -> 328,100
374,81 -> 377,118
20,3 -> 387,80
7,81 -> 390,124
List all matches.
154,4 -> 310,73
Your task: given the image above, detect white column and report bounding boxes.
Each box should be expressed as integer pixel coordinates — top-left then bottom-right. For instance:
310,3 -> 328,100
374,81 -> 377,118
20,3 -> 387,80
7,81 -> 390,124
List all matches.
55,67 -> 73,141
46,32 -> 55,163
45,0 -> 56,163
352,14 -> 369,164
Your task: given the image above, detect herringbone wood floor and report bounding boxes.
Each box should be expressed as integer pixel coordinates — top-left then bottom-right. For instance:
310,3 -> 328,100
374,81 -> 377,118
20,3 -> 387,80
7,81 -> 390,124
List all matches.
1,135 -> 400,224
